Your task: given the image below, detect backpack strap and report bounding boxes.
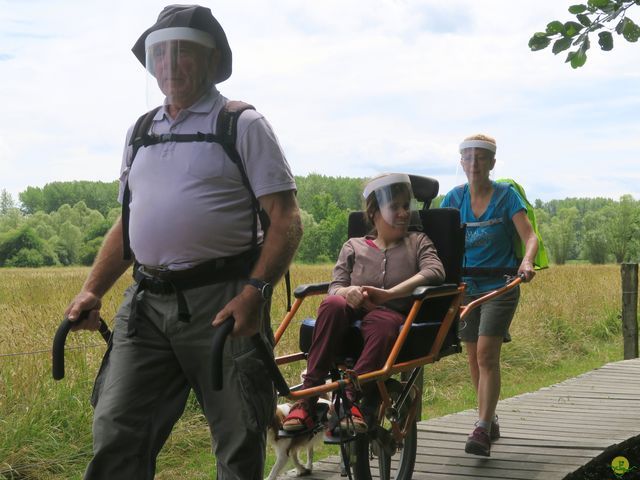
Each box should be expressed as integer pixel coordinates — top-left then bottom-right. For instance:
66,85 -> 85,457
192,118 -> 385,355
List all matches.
448,184 -> 467,210
215,101 -> 270,249
122,106 -> 161,260
492,181 -> 512,204
216,101 -> 292,310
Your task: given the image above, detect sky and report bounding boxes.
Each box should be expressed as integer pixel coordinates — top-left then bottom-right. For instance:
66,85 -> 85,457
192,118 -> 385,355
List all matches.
1,0 -> 639,204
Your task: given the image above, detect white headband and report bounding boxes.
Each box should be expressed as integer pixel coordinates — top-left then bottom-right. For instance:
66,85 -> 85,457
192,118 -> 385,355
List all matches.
146,27 -> 215,49
459,140 -> 497,154
363,173 -> 411,199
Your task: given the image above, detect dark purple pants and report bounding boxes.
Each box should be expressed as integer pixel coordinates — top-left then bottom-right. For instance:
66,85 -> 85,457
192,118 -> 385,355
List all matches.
304,295 -> 405,392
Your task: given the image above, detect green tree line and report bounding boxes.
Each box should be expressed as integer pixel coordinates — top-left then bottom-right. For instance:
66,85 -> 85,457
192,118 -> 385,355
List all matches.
1,178 -> 639,267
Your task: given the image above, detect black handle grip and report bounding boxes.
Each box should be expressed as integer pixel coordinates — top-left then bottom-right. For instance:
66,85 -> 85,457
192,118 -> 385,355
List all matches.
211,317 -> 290,395
211,317 -> 235,390
52,313 -> 111,381
52,318 -> 73,380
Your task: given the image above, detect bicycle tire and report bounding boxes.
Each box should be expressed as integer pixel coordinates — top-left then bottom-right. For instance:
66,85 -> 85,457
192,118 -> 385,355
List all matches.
350,379 -> 418,480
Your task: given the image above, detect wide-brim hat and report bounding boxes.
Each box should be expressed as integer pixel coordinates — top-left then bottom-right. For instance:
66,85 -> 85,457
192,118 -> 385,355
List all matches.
132,4 -> 232,84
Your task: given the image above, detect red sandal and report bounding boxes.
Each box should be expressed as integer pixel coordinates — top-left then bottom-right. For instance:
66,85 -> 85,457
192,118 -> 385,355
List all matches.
283,401 -> 317,432
340,404 -> 368,434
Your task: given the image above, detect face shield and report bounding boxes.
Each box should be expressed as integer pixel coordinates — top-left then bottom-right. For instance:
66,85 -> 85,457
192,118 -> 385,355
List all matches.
145,27 -> 216,109
458,140 -> 497,182
363,173 -> 421,230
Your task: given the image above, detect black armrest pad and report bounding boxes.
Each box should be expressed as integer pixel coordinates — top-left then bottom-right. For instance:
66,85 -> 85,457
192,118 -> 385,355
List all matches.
294,282 -> 331,298
411,283 -> 459,300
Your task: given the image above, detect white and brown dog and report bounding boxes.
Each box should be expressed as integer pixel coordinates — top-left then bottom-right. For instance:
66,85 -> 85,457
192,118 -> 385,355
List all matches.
265,402 -> 323,479
265,397 -> 331,480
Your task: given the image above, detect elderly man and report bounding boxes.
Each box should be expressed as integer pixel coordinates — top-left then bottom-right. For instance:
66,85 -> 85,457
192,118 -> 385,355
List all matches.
65,5 -> 302,479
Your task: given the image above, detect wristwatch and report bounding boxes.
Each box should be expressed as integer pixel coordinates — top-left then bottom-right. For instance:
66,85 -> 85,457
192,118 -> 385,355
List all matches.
247,278 -> 273,301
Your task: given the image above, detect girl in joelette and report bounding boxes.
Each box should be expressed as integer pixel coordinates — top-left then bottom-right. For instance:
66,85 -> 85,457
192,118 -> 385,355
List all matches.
283,173 -> 445,433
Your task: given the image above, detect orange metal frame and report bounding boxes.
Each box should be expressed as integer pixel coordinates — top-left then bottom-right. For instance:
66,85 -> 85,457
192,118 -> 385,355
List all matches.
271,274 -> 523,443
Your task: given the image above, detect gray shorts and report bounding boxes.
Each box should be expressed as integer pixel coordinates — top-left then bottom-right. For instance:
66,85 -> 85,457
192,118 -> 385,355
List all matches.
459,286 -> 520,343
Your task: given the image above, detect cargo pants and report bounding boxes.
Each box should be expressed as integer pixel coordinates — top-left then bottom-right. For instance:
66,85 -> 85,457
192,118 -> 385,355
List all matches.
84,279 -> 276,480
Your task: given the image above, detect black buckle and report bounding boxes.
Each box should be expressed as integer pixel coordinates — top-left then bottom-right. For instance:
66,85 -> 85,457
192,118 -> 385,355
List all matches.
137,266 -> 174,294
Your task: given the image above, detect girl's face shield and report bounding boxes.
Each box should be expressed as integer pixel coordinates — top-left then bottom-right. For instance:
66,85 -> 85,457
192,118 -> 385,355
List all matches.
373,182 -> 421,230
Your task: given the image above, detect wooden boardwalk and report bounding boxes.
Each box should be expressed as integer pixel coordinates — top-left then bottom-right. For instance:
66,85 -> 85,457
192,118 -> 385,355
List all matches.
277,358 -> 640,479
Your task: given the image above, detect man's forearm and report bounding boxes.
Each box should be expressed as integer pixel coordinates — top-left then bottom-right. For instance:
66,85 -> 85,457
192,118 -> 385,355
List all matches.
82,217 -> 133,298
251,193 -> 302,285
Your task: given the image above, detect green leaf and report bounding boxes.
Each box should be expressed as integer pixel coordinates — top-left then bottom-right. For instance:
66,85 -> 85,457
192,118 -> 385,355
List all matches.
546,20 -> 565,35
621,17 -> 640,42
569,4 -> 588,13
577,13 -> 592,26
564,21 -> 584,37
598,31 -> 614,50
552,36 -> 573,54
616,17 -> 625,33
568,48 -> 588,68
529,33 -> 552,51
588,0 -> 612,8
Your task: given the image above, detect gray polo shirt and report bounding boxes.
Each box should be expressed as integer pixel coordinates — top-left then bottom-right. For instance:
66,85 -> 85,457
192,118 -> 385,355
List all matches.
118,88 -> 296,269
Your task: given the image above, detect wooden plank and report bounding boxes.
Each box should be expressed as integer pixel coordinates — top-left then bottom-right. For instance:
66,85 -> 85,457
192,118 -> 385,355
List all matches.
283,358 -> 640,480
417,430 -> 604,450
424,414 -> 639,433
414,444 -> 598,462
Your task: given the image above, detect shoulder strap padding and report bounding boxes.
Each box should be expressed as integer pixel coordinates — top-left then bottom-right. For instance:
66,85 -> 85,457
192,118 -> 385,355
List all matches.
129,107 -> 162,152
216,100 -> 255,146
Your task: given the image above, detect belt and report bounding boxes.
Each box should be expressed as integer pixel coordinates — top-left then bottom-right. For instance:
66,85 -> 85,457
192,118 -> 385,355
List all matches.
127,249 -> 260,336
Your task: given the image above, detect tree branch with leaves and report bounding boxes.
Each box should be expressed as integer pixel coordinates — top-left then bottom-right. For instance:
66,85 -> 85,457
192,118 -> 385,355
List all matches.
529,0 -> 640,68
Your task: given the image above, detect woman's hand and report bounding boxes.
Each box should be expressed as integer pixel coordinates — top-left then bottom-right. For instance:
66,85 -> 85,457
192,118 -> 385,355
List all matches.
518,258 -> 536,282
361,286 -> 393,306
341,286 -> 368,309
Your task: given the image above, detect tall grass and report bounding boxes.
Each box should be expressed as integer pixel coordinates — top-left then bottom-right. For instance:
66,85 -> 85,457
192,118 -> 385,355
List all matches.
0,264 -> 626,479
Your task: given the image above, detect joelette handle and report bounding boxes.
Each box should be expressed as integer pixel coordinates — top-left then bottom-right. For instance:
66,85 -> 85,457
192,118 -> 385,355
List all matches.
52,312 -> 110,380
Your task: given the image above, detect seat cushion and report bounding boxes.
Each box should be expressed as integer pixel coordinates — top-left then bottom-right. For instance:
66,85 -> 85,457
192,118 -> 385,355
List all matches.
298,318 -> 459,363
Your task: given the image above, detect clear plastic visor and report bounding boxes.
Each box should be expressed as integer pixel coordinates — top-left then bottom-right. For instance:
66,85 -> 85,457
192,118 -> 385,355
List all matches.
145,38 -> 215,109
372,182 -> 421,230
460,147 -> 495,164
457,147 -> 496,182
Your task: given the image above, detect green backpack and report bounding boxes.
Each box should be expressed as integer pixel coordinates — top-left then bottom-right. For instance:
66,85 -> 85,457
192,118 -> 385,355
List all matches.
495,178 -> 549,270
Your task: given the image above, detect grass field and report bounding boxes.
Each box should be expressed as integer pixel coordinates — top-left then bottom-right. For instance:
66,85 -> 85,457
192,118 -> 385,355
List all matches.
0,264 -> 627,479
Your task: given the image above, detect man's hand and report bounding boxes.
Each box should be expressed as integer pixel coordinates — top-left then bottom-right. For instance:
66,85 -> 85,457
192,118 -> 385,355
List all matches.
65,291 -> 103,331
212,286 -> 263,337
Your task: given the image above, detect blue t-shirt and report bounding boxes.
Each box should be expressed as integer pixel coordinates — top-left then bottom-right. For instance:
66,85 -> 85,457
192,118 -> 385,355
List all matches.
441,182 -> 526,294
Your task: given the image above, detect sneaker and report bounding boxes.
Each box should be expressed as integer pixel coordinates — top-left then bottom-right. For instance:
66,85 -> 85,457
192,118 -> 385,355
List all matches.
490,417 -> 500,441
465,426 -> 491,456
